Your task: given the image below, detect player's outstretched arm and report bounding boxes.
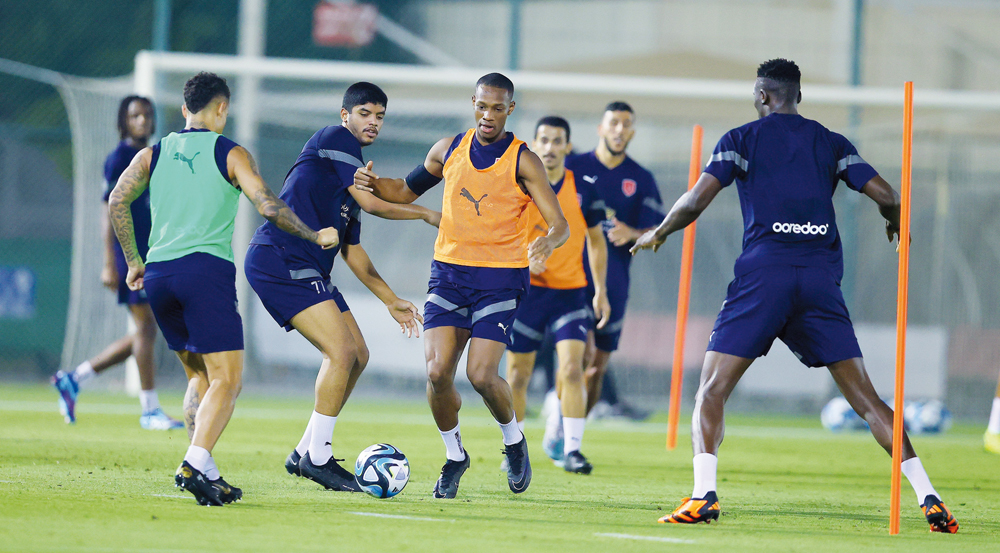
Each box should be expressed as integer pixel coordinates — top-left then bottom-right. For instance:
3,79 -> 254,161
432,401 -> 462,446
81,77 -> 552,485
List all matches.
347,186 -> 441,228
354,137 -> 451,204
100,201 -> 119,290
631,172 -> 723,254
340,242 -> 423,338
108,148 -> 152,290
860,174 -> 902,245
586,225 -> 612,329
519,149 -> 569,264
229,146 -> 339,250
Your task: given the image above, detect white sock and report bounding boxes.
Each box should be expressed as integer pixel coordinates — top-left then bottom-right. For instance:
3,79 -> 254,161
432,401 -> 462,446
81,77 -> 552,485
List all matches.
517,419 -> 525,433
204,455 -> 220,481
563,417 -> 585,455
545,398 -> 562,439
692,453 -> 718,498
73,361 -> 95,384
139,390 -> 160,413
499,414 -> 524,446
307,411 -> 337,465
988,397 -> 1000,434
901,457 -> 939,505
184,445 -> 211,473
440,424 -> 466,461
295,415 -> 314,456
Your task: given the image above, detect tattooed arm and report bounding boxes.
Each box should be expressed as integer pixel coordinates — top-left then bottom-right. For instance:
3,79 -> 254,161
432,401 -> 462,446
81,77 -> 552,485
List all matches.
227,146 -> 340,249
108,148 -> 153,291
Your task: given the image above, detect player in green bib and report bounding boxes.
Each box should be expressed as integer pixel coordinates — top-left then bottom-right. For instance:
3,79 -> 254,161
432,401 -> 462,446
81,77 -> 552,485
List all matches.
108,72 -> 338,506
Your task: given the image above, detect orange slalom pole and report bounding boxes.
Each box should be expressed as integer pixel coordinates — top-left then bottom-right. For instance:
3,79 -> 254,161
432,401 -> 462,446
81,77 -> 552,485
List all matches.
889,81 -> 914,535
667,124 -> 703,451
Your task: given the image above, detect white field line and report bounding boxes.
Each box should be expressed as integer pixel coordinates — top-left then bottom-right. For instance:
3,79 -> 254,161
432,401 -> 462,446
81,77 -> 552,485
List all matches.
595,532 -> 694,544
349,511 -> 454,522
148,494 -> 189,499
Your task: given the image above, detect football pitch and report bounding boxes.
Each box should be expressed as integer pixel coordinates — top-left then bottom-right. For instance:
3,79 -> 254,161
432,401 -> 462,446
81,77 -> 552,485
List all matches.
1,384 -> 997,552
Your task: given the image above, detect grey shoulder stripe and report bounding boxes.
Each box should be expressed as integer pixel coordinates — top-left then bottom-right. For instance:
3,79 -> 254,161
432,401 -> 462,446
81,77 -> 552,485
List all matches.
642,197 -> 665,213
707,151 -> 748,171
837,154 -> 866,173
319,149 -> 364,168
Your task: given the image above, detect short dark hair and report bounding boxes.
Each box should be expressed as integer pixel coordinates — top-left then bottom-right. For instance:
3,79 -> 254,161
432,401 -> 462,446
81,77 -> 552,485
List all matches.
604,101 -> 633,114
183,72 -> 230,114
476,72 -> 514,99
117,95 -> 154,139
343,81 -> 388,111
756,59 -> 801,102
757,58 -> 801,84
535,116 -> 571,142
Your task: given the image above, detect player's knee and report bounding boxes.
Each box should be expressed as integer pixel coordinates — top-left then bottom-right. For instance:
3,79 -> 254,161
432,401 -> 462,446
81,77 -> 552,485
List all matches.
558,363 -> 584,386
355,343 -> 370,371
467,371 -> 494,395
321,341 -> 358,370
506,366 -> 531,391
426,362 -> 455,392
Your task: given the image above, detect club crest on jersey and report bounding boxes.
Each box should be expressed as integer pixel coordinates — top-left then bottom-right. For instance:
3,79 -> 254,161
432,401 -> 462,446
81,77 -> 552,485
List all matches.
622,178 -> 637,197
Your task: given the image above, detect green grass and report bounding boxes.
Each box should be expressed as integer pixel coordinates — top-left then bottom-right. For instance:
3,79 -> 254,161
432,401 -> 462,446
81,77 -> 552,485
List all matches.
1,384 -> 997,552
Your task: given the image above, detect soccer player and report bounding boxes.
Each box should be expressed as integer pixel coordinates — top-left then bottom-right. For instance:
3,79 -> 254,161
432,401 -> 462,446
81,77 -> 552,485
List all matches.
354,73 -> 569,498
245,82 -> 438,491
109,72 -> 338,506
505,116 -> 610,474
565,102 -> 665,421
51,96 -> 183,430
985,373 -> 1000,454
632,59 -> 959,533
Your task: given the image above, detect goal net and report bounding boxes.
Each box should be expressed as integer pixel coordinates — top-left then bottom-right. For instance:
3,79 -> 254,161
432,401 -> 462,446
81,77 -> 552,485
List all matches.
58,50 -> 1000,411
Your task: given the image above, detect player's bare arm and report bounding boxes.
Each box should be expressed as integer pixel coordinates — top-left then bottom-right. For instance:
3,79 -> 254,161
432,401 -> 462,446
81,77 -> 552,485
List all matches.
347,186 -> 441,228
518,148 -> 569,264
340,242 -> 423,338
229,146 -> 339,249
353,137 -> 451,203
631,172 -> 724,254
108,148 -> 152,290
586,224 -> 612,329
860,174 -> 902,244
100,201 -> 119,290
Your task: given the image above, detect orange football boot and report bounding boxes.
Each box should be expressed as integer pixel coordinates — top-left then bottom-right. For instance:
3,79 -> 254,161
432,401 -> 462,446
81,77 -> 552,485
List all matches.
659,491 -> 720,524
921,495 -> 958,534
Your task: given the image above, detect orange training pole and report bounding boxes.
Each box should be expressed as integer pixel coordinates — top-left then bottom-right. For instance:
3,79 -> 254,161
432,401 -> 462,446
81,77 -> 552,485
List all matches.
889,81 -> 914,535
667,124 -> 703,451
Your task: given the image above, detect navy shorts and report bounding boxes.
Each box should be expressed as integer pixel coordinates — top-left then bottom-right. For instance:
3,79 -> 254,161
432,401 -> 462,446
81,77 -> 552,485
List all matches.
586,275 -> 628,352
707,265 -> 862,368
143,252 -> 244,353
114,253 -> 148,305
424,282 -> 522,345
509,286 -> 589,353
245,244 -> 349,332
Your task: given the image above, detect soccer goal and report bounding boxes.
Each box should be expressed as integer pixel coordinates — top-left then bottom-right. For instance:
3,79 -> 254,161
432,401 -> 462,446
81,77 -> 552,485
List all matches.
59,49 -> 1000,404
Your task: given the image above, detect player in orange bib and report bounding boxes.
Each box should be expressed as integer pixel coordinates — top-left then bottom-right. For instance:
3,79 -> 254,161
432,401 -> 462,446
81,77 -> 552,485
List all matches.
505,116 -> 611,475
354,73 -> 569,498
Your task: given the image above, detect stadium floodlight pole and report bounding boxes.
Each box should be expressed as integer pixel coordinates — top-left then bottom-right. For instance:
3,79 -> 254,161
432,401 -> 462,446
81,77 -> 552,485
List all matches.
889,81 -> 914,536
667,124 -> 703,451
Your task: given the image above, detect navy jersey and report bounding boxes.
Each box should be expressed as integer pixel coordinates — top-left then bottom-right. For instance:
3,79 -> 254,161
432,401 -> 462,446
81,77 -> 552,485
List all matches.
421,131 -> 530,291
704,113 -> 878,280
250,125 -> 363,279
103,141 -> 151,262
567,151 -> 664,288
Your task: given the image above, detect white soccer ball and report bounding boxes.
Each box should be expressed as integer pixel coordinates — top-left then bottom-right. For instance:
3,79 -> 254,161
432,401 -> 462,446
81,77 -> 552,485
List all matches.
905,400 -> 952,434
355,443 -> 409,498
821,396 -> 868,432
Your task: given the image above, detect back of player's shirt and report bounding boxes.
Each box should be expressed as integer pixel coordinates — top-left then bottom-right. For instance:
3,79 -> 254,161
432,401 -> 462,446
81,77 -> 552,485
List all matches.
250,125 -> 363,278
704,113 -> 877,280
